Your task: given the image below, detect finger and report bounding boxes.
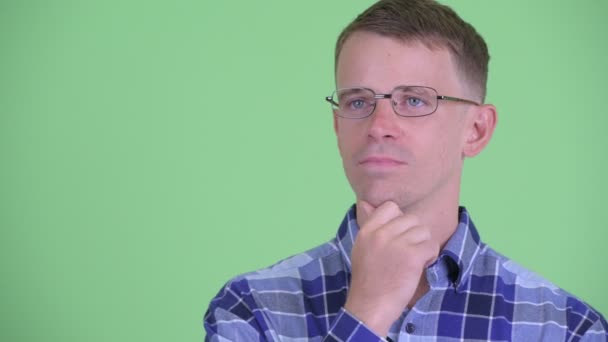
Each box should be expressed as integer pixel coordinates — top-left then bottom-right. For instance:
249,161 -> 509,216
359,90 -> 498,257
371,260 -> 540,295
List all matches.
392,224 -> 431,245
414,240 -> 440,267
373,212 -> 422,238
355,200 -> 375,228
360,201 -> 403,232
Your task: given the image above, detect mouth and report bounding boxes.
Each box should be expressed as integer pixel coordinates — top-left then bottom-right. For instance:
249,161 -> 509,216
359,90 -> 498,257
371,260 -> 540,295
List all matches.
359,156 -> 406,167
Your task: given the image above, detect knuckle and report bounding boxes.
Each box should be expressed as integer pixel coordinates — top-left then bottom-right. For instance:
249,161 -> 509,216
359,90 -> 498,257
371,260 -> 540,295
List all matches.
385,201 -> 400,211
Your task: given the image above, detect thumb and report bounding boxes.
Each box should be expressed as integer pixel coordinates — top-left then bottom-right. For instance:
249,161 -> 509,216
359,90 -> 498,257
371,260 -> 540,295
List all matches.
356,199 -> 375,228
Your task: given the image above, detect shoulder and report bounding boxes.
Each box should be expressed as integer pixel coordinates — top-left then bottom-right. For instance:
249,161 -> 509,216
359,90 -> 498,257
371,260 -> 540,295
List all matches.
474,245 -> 607,339
228,237 -> 344,290
475,245 -> 563,291
204,239 -> 347,339
205,237 -> 345,314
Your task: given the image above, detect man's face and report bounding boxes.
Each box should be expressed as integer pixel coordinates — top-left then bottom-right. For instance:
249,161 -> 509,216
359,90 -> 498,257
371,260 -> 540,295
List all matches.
334,31 -> 475,210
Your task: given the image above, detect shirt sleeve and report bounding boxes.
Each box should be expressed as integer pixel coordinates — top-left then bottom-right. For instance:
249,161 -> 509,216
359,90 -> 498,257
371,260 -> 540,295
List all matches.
205,308 -> 263,341
205,281 -> 387,341
580,316 -> 608,342
323,308 -> 387,342
204,281 -> 268,341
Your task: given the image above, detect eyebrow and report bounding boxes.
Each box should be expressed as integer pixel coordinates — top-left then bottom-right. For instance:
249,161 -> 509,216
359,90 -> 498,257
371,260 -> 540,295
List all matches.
394,86 -> 430,94
338,88 -> 369,95
337,89 -> 372,100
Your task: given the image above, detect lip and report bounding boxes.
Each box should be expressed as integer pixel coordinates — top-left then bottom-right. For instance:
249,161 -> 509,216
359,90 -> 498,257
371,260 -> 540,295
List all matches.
359,156 -> 406,167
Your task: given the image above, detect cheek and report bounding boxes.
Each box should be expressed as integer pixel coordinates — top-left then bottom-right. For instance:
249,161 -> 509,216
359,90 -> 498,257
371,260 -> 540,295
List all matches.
416,119 -> 465,169
435,121 -> 467,166
336,135 -> 353,172
336,126 -> 361,158
336,133 -> 347,156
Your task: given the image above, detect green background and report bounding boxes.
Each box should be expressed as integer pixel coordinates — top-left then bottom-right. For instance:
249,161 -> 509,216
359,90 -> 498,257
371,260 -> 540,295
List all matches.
1,1 -> 607,341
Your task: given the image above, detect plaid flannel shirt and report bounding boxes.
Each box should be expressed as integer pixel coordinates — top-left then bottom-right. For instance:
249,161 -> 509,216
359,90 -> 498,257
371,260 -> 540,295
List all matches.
204,206 -> 607,341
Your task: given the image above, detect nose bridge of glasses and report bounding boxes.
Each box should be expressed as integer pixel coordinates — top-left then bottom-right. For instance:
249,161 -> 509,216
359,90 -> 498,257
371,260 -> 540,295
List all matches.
373,93 -> 392,104
371,92 -> 397,114
370,92 -> 398,117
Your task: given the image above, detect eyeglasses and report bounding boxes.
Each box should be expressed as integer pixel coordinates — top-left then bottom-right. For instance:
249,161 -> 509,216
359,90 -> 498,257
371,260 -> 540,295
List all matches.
325,86 -> 480,119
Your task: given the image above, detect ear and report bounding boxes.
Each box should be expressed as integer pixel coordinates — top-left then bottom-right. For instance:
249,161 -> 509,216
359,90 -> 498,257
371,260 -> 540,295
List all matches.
463,104 -> 497,157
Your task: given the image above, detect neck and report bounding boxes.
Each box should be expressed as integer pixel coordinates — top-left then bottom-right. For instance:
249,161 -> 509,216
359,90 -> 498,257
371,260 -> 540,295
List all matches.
406,170 -> 463,249
404,196 -> 460,250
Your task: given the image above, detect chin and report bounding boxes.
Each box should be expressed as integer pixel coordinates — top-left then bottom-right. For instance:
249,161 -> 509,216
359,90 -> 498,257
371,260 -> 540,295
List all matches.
347,172 -> 413,208
357,186 -> 409,208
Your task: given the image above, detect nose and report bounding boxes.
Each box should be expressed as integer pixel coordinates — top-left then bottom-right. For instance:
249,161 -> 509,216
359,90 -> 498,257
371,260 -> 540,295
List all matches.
367,98 -> 403,141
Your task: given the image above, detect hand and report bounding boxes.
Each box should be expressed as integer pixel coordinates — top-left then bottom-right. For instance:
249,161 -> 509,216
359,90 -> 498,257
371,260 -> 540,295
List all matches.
344,200 -> 439,337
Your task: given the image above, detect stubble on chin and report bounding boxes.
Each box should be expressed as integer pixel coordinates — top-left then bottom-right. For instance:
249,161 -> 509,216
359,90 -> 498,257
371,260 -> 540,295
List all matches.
353,177 -> 411,209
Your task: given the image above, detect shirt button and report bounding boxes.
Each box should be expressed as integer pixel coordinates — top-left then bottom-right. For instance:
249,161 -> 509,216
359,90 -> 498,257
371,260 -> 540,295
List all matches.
405,322 -> 416,334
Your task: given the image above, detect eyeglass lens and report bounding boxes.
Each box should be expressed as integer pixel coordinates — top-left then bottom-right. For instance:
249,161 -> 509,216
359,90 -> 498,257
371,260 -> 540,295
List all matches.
334,86 -> 438,118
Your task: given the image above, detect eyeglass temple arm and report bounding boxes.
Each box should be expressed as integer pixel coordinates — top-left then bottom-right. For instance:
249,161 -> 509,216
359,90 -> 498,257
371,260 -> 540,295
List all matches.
326,93 -> 391,106
325,96 -> 339,107
437,95 -> 481,106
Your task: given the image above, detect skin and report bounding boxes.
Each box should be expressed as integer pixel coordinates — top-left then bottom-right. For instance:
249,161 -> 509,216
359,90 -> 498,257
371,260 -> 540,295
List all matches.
333,31 -> 497,337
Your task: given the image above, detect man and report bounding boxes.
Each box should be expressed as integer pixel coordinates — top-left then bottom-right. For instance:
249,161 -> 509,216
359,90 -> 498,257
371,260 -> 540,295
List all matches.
204,0 -> 607,341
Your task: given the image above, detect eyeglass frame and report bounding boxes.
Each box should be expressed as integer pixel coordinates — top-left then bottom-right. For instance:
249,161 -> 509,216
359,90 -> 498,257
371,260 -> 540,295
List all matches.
325,85 -> 481,119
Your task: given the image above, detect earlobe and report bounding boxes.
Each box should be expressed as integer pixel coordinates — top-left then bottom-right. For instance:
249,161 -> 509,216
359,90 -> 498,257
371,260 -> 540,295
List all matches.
463,104 -> 497,157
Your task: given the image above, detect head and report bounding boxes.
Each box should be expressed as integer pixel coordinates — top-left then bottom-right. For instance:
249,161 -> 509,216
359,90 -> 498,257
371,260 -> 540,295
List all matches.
335,0 -> 489,102
332,0 -> 497,213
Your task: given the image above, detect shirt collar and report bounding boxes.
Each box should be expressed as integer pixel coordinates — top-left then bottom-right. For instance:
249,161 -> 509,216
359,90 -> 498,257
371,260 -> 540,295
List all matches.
335,205 -> 483,291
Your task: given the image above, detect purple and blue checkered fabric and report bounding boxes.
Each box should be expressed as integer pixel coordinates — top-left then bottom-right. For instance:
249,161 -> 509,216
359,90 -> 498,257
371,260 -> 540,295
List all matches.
204,206 -> 607,341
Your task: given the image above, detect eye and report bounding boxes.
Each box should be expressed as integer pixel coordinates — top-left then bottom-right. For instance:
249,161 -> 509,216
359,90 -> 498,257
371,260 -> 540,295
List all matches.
336,89 -> 374,115
344,98 -> 371,111
406,96 -> 424,107
349,99 -> 367,110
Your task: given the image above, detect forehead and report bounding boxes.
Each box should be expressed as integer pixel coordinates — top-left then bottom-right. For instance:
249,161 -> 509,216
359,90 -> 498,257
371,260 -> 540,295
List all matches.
336,31 -> 463,93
